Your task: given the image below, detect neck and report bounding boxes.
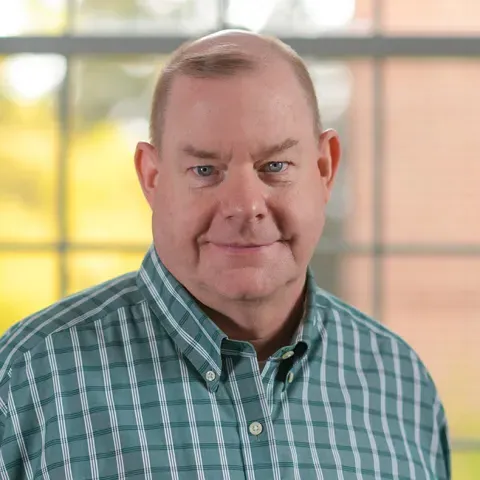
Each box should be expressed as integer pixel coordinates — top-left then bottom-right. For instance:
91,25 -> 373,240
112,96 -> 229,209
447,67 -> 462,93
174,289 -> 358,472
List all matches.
197,276 -> 307,361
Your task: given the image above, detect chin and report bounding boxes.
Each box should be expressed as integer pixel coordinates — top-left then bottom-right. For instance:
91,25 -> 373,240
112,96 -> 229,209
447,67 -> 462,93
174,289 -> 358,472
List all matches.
206,267 -> 290,301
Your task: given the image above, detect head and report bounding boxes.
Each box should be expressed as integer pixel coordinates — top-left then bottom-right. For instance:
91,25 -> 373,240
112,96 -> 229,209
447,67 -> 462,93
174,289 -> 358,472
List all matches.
135,30 -> 340,306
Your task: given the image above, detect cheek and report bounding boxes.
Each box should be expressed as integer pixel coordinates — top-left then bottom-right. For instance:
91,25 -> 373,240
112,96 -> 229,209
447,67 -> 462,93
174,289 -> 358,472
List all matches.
288,180 -> 325,220
152,189 -> 211,247
280,183 -> 326,242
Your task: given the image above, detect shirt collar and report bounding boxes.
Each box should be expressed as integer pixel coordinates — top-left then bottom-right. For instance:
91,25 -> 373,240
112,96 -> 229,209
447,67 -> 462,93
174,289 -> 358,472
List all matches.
137,245 -> 226,388
293,267 -> 324,348
137,244 -> 324,384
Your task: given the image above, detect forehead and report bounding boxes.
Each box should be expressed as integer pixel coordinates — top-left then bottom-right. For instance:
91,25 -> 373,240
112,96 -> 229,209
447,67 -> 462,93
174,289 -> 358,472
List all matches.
162,66 -> 314,146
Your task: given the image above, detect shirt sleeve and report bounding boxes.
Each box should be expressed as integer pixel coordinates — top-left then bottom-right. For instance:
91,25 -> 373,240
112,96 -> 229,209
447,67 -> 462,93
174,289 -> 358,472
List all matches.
431,399 -> 451,480
0,373 -> 12,478
0,322 -> 23,479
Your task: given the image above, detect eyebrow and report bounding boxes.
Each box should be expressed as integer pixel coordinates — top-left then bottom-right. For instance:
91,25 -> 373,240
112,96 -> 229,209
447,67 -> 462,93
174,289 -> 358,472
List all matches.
253,138 -> 299,162
181,144 -> 223,160
180,138 -> 299,162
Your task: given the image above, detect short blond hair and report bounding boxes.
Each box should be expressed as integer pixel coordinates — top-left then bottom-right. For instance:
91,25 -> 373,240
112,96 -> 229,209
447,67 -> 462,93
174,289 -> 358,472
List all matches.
149,36 -> 322,149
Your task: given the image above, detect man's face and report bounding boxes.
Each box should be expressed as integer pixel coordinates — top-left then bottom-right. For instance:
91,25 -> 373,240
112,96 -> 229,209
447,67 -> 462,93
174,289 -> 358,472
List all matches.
140,62 -> 339,302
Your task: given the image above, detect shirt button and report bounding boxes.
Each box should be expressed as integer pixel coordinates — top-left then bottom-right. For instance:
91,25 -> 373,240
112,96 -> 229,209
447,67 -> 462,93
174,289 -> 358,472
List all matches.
249,421 -> 263,436
281,350 -> 294,360
205,371 -> 216,382
287,372 -> 294,383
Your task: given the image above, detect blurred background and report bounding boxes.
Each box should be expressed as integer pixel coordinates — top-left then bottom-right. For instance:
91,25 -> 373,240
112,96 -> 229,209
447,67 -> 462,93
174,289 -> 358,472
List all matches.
0,0 -> 479,477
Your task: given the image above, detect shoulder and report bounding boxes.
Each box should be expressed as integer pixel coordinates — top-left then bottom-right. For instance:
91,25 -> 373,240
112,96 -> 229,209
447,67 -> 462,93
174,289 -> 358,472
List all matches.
312,286 -> 441,400
0,271 -> 143,384
311,285 -> 450,478
314,285 -> 420,355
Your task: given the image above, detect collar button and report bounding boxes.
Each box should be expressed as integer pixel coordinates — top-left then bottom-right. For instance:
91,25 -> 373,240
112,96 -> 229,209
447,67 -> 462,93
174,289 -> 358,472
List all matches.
205,371 -> 216,382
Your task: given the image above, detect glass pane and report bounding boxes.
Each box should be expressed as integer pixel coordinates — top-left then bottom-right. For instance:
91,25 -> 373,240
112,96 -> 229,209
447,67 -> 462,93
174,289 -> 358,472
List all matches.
383,257 -> 480,439
309,60 -> 373,247
225,0 -> 372,35
452,451 -> 480,480
67,251 -> 145,294
68,56 -> 155,244
341,60 -> 374,245
311,254 -> 373,316
0,55 -> 64,243
0,0 -> 66,36
339,255 -> 373,316
384,0 -> 480,33
0,252 -> 59,334
73,0 -> 218,35
384,60 -> 480,244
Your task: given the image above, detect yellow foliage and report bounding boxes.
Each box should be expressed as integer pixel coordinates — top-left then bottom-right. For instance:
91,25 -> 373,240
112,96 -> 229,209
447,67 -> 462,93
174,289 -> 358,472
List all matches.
0,253 -> 58,333
68,122 -> 151,243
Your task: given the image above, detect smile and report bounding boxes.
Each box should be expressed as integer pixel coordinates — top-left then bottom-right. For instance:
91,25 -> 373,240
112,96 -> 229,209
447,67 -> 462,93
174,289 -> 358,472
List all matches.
209,242 -> 276,253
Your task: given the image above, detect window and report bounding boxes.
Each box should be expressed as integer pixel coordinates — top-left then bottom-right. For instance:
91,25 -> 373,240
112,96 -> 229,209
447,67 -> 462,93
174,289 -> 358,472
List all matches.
1,0 -> 479,475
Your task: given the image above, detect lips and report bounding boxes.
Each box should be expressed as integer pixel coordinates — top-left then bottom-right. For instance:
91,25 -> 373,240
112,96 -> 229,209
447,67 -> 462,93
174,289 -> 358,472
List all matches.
213,243 -> 273,248
205,242 -> 280,255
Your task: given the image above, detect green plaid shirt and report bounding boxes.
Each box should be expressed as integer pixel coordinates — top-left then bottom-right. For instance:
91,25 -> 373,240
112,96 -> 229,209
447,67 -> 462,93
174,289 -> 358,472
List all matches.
0,246 -> 450,479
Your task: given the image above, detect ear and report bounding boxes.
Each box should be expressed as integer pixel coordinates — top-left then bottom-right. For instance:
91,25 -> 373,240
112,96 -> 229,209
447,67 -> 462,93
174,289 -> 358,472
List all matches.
317,129 -> 341,200
134,141 -> 160,210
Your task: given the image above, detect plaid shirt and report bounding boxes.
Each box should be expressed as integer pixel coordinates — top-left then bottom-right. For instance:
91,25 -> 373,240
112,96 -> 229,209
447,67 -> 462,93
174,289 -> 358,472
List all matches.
0,246 -> 450,479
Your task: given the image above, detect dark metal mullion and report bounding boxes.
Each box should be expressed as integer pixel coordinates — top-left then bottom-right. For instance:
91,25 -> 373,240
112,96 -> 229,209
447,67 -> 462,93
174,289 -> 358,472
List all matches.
3,242 -> 480,255
372,0 -> 385,323
56,0 -> 75,299
452,438 -> 480,451
373,0 -> 383,31
57,63 -> 70,299
218,0 -> 227,29
3,36 -> 480,56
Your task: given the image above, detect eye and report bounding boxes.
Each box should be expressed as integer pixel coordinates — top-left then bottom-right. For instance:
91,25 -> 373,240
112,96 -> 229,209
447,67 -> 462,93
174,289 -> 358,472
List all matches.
261,161 -> 289,173
193,165 -> 215,177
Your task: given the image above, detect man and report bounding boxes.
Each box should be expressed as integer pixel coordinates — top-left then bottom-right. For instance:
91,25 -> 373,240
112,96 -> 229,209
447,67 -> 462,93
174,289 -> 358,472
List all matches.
0,30 -> 450,479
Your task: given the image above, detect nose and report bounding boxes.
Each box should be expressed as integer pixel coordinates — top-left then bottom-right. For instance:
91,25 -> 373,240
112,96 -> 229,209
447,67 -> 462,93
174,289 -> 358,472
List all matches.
219,167 -> 268,223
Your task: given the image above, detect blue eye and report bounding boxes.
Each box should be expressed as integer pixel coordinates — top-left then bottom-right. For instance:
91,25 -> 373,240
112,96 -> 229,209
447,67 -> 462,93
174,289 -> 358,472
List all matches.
262,161 -> 288,173
193,165 -> 215,177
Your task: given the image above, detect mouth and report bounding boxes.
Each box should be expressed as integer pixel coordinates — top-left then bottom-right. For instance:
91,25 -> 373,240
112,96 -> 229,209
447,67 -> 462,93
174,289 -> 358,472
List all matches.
208,242 -> 277,252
